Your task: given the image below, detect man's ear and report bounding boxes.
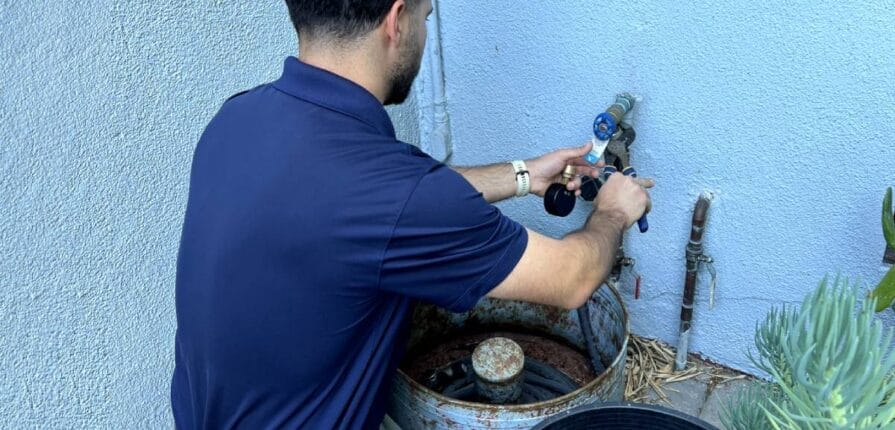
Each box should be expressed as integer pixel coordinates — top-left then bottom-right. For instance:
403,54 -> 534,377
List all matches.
382,0 -> 407,48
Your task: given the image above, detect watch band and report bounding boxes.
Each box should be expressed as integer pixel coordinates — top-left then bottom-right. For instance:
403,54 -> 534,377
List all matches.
511,160 -> 530,197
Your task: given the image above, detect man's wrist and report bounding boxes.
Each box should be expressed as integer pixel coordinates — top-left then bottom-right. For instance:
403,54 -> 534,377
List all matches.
510,160 -> 530,197
588,208 -> 629,231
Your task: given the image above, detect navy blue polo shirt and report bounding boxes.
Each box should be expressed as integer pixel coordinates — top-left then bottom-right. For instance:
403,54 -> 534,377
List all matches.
171,57 -> 528,429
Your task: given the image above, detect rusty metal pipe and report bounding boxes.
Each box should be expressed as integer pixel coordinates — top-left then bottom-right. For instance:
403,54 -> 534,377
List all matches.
674,194 -> 712,371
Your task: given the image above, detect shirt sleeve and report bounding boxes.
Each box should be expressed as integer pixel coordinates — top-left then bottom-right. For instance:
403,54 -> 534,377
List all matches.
378,163 -> 528,313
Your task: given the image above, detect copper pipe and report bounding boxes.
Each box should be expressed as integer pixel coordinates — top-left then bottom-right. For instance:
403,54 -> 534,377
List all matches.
674,194 -> 712,371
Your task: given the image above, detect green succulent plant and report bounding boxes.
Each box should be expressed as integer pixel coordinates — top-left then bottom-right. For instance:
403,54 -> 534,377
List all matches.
723,277 -> 895,429
869,187 -> 895,312
721,382 -> 780,430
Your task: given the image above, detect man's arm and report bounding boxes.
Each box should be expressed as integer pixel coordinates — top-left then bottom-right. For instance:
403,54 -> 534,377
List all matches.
487,173 -> 652,309
452,163 -> 517,203
452,142 -> 601,204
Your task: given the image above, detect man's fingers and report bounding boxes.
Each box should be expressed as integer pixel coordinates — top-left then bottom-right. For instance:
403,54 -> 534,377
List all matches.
568,159 -> 601,168
558,141 -> 593,159
566,175 -> 582,191
635,177 -> 655,189
568,158 -> 604,178
638,180 -> 653,216
568,164 -> 600,178
567,161 -> 597,174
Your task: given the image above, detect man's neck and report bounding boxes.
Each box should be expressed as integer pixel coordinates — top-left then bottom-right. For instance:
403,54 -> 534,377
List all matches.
298,42 -> 388,104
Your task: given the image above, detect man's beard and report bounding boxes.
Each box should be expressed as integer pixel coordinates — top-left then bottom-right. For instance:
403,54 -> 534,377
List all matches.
384,37 -> 423,106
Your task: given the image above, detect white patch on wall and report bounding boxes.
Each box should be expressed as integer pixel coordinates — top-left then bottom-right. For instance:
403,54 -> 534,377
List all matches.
412,0 -> 452,163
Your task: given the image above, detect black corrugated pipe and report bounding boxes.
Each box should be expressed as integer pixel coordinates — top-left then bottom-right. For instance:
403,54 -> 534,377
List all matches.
674,194 -> 712,371
577,306 -> 606,375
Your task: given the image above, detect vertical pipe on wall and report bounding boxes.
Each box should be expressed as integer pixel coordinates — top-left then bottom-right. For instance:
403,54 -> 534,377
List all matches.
674,194 -> 712,371
415,0 -> 453,163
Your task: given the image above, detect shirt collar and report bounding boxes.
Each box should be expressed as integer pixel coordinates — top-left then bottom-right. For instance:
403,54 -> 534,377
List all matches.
273,56 -> 396,138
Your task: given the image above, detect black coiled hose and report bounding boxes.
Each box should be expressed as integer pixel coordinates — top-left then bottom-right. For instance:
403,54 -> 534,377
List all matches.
426,357 -> 581,404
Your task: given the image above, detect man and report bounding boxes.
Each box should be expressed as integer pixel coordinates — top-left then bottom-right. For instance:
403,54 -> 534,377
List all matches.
171,0 -> 652,428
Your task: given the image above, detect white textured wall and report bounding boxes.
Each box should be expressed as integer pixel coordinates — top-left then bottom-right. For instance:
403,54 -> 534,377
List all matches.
0,2 -> 420,428
3,0 -> 895,428
435,0 -> 895,375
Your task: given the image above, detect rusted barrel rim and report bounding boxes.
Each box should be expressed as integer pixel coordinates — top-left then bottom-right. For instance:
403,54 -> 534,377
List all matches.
396,283 -> 630,411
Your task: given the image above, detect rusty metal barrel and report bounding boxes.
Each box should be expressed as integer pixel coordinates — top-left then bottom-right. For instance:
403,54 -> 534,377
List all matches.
389,284 -> 629,429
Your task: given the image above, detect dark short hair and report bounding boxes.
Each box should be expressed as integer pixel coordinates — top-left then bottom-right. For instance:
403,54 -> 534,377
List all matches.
285,0 -> 416,41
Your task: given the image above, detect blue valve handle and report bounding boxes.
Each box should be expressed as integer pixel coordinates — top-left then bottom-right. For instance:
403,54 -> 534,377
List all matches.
593,94 -> 636,141
601,166 -> 649,233
593,112 -> 617,141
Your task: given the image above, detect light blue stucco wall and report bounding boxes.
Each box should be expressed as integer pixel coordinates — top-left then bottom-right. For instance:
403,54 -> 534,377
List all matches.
1,1 -> 894,428
436,0 -> 895,373
0,2 -> 423,428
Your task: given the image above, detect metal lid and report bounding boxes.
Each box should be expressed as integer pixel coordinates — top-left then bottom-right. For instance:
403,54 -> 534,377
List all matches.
471,337 -> 525,383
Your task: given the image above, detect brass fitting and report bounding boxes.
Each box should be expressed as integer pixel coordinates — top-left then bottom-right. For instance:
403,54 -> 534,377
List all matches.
560,165 -> 576,185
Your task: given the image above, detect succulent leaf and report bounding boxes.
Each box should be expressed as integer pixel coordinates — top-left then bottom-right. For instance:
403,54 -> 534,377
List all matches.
884,187 -> 895,249
871,265 -> 895,312
725,278 -> 895,428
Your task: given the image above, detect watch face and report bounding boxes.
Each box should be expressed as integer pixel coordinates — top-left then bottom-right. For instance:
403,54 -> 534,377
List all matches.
512,161 -> 530,196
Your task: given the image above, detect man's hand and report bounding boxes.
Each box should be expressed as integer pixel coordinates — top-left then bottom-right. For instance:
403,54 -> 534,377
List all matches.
593,172 -> 654,229
526,141 -> 603,197
487,166 -> 655,310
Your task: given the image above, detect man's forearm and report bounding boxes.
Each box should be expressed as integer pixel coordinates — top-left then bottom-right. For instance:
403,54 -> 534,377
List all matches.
452,164 -> 517,203
562,210 -> 627,307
